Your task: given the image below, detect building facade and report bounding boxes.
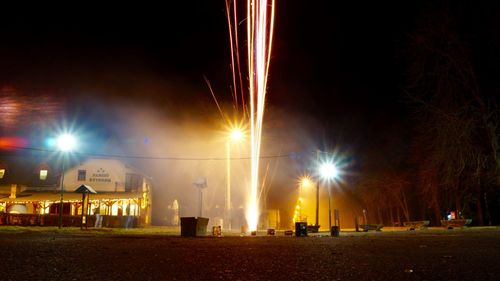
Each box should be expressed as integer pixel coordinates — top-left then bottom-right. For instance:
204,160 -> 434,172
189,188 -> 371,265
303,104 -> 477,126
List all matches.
0,158 -> 152,227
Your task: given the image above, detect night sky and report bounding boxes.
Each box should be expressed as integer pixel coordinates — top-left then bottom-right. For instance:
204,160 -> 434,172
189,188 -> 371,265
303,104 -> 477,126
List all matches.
1,2 -> 416,119
1,1 -> 499,223
2,2 -> 497,126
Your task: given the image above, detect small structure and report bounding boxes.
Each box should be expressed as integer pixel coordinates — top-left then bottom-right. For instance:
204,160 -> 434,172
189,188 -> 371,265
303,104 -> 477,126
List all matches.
74,184 -> 97,229
193,178 -> 207,218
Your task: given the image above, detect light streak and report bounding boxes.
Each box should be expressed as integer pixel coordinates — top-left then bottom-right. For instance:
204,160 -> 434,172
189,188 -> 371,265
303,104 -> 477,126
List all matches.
246,0 -> 275,232
226,0 -> 246,116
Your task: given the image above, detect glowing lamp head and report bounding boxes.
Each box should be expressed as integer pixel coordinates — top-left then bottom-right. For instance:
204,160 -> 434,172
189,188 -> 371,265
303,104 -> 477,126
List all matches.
300,176 -> 312,188
57,134 -> 76,152
320,162 -> 339,180
230,129 -> 243,142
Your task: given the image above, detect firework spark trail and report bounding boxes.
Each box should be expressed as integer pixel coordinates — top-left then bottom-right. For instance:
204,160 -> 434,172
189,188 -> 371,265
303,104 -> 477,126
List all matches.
246,0 -> 275,231
204,75 -> 227,122
226,0 -> 247,117
225,0 -> 239,110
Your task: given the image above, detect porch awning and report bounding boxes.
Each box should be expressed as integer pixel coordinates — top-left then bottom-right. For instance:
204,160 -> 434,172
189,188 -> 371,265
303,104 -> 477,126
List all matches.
0,191 -> 143,203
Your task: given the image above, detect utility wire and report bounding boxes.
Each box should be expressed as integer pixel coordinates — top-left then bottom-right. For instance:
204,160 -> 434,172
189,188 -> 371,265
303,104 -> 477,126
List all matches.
1,145 -> 329,161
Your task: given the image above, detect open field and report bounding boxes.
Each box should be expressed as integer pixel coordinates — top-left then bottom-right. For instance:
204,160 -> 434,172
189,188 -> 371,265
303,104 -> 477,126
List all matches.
0,226 -> 499,280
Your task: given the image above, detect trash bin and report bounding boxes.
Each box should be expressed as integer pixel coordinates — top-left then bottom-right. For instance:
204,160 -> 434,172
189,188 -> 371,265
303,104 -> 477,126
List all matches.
196,217 -> 209,236
181,217 -> 197,237
331,226 -> 340,237
295,222 -> 307,237
180,217 -> 209,237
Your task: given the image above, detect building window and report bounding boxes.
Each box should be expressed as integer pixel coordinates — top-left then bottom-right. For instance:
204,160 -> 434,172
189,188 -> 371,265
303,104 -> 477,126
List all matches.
0,169 -> 5,179
39,170 -> 48,180
125,173 -> 141,192
78,170 -> 86,181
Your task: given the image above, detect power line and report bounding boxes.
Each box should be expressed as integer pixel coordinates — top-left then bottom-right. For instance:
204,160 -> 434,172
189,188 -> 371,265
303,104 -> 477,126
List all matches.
2,145 -> 309,161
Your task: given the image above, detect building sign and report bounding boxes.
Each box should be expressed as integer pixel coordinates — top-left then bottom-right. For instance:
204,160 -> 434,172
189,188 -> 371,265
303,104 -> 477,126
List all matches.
89,168 -> 112,183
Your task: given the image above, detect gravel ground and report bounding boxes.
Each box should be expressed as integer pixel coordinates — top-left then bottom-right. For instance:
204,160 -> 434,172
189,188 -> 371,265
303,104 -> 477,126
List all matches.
0,228 -> 499,281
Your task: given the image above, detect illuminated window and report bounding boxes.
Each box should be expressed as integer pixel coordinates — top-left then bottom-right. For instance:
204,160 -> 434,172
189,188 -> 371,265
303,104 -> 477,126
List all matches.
39,169 -> 48,180
0,169 -> 5,179
78,170 -> 86,181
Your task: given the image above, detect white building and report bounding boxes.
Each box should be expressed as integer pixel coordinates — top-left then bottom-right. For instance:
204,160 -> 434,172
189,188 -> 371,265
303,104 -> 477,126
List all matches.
0,158 -> 152,227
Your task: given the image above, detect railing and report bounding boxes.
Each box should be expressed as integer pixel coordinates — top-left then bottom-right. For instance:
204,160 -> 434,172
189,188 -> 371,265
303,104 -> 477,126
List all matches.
0,213 -> 139,228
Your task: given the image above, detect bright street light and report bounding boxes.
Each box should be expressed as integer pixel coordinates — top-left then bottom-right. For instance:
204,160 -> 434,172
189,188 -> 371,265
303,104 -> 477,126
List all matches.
230,129 -> 243,142
300,176 -> 313,189
320,162 -> 339,180
57,133 -> 76,228
57,134 -> 76,152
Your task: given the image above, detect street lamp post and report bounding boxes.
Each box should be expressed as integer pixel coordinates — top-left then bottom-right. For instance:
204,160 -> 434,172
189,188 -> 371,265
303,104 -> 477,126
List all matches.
319,162 -> 339,230
57,134 -> 76,229
315,150 -> 320,229
226,128 -> 243,230
298,176 -> 311,222
315,178 -> 320,228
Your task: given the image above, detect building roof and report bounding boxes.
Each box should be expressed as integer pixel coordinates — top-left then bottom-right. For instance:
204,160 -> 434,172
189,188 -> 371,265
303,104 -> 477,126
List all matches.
0,151 -> 61,188
74,184 -> 97,194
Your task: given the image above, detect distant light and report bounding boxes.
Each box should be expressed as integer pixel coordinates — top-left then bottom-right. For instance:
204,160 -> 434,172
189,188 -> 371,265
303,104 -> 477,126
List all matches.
57,134 -> 76,152
320,162 -> 338,180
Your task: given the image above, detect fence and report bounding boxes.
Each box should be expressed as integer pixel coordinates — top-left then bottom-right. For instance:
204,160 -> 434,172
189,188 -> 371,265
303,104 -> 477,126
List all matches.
0,213 -> 138,228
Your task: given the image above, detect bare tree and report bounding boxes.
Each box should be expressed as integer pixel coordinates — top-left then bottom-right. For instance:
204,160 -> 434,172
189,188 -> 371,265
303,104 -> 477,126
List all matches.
404,6 -> 499,225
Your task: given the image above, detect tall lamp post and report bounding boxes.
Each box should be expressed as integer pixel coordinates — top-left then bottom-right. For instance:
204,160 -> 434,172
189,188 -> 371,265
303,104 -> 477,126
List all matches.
297,176 -> 312,222
226,128 -> 243,230
319,162 -> 339,230
57,134 -> 76,229
314,150 -> 320,229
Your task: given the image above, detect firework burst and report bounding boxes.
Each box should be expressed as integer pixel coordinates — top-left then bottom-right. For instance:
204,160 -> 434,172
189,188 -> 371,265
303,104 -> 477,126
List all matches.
225,0 -> 275,232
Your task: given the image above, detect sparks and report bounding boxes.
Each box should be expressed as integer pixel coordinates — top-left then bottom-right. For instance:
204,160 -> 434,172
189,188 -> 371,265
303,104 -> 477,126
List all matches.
225,0 -> 275,232
246,0 -> 275,232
